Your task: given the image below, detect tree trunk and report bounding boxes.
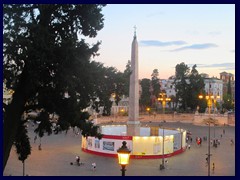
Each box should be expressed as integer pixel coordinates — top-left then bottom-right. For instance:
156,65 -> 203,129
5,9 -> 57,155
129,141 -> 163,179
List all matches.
23,161 -> 25,176
3,70 -> 30,171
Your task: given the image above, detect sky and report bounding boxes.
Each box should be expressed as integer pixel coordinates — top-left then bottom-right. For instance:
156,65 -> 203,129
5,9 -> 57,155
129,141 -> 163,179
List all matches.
86,4 -> 235,80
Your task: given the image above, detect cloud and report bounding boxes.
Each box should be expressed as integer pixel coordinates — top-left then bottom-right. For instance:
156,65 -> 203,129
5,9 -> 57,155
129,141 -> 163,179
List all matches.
208,31 -> 221,36
140,40 -> 187,47
171,43 -> 218,52
191,63 -> 235,70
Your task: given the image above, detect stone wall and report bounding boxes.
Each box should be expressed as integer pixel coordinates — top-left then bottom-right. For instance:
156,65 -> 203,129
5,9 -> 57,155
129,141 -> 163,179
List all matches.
96,113 -> 235,126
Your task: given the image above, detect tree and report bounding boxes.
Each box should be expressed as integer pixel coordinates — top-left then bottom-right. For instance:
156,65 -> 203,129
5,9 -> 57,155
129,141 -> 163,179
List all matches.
174,62 -> 190,111
150,69 -> 161,108
14,120 -> 31,176
122,60 -> 131,97
139,78 -> 151,111
187,65 -> 205,111
222,76 -> 234,111
3,4 -> 106,170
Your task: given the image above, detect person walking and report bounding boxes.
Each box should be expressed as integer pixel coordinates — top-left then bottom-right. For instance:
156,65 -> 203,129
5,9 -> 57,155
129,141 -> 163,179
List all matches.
34,135 -> 37,143
212,162 -> 215,172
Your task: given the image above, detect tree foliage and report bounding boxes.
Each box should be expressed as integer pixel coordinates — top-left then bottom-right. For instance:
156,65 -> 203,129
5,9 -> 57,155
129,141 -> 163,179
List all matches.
3,4 -> 107,170
150,69 -> 161,108
222,76 -> 234,111
14,120 -> 31,163
151,69 -> 161,97
174,63 -> 204,112
187,65 -> 205,111
139,78 -> 151,110
174,62 -> 190,111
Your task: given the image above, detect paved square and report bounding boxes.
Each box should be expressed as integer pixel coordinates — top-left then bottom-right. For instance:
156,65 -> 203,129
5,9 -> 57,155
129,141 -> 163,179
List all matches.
3,121 -> 235,176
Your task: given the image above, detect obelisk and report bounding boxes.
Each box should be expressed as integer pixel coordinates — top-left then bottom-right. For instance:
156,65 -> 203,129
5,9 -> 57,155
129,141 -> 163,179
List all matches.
127,26 -> 140,136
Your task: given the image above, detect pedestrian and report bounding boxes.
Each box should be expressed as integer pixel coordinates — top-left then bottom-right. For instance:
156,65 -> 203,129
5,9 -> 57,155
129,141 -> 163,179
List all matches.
220,134 -> 222,138
230,139 -> 234,145
212,162 -> 215,171
205,157 -> 209,167
76,156 -> 80,166
91,162 -> 96,171
188,144 -> 191,149
34,135 -> 37,143
223,129 -> 225,134
38,144 -> 42,150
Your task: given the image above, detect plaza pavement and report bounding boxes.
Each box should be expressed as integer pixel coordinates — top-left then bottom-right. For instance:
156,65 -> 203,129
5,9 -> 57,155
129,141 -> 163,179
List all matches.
3,121 -> 235,176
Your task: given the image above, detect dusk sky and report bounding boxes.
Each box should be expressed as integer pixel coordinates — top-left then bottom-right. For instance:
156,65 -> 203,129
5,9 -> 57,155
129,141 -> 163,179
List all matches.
86,4 -> 235,79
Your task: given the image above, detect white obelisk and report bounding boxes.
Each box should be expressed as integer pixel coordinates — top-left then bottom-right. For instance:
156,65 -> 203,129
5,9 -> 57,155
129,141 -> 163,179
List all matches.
127,26 -> 140,136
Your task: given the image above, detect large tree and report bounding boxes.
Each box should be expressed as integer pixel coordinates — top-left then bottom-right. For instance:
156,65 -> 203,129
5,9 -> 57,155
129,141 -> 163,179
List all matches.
174,63 -> 205,112
139,78 -> 151,111
3,4 -> 106,170
174,62 -> 190,111
187,64 -> 205,111
150,69 -> 161,108
222,76 -> 234,111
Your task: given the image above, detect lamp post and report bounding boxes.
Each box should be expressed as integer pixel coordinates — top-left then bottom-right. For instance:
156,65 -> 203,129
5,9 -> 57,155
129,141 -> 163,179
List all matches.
158,92 -> 171,114
199,92 -> 220,176
213,94 -> 220,138
199,93 -> 211,176
117,141 -> 131,176
159,123 -> 165,170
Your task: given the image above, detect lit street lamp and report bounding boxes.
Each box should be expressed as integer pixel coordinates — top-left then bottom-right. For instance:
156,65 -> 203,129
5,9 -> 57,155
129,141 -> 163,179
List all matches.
146,107 -> 150,115
199,92 -> 219,176
117,141 -> 131,176
158,92 -> 171,114
199,93 -> 211,176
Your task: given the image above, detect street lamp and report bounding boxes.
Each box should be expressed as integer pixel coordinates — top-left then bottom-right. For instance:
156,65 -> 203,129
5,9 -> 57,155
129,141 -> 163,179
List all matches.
199,93 -> 211,176
158,92 -> 171,114
213,94 -> 220,139
159,123 -> 165,170
199,91 -> 220,176
146,107 -> 150,115
117,141 -> 131,176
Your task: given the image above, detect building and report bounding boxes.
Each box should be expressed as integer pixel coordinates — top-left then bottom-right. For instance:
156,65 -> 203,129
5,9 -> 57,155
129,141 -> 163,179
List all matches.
219,71 -> 235,101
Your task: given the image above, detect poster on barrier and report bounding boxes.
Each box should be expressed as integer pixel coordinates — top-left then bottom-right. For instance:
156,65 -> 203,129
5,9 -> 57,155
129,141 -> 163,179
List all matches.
103,141 -> 115,151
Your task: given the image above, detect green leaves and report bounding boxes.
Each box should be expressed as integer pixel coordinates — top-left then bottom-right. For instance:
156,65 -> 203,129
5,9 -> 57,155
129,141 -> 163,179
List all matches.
174,62 -> 204,112
3,4 -> 107,168
14,120 -> 31,163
